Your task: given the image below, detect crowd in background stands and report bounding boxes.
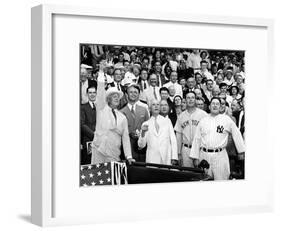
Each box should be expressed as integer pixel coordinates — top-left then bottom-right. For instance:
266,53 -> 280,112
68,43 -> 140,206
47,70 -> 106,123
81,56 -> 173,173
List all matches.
80,44 -> 245,180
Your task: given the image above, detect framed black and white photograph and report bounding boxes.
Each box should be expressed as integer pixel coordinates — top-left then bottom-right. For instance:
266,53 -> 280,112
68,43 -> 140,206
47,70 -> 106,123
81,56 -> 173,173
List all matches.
31,4 -> 274,226
79,44 -> 246,186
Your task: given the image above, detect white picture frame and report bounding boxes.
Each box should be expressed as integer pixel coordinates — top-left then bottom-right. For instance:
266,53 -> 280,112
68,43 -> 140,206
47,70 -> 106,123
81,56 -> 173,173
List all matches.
31,4 -> 274,227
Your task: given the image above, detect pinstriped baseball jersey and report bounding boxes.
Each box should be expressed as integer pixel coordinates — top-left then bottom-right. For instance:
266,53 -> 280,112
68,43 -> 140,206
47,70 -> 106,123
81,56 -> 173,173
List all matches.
190,114 -> 245,159
174,108 -> 208,145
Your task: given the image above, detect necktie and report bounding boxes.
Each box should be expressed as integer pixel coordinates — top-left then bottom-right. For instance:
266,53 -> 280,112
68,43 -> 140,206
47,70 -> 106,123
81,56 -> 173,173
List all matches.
117,83 -> 120,91
131,105 -> 135,118
143,81 -> 147,89
154,118 -> 159,133
153,87 -> 157,100
112,109 -> 117,125
157,74 -> 160,87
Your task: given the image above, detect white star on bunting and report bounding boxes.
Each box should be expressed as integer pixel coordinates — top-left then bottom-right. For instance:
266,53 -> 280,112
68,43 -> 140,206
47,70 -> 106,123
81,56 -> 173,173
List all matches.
89,173 -> 94,178
99,180 -> 104,184
97,171 -> 102,176
81,175 -> 86,179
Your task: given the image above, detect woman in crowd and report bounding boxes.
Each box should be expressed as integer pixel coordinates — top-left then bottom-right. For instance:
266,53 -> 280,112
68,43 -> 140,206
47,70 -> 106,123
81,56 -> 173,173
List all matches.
173,95 -> 183,117
229,85 -> 242,101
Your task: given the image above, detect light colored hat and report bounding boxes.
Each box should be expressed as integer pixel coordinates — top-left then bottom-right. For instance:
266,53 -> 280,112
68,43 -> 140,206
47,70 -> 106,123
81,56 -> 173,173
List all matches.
114,64 -> 125,69
226,69 -> 233,73
80,64 -> 93,69
105,87 -> 123,100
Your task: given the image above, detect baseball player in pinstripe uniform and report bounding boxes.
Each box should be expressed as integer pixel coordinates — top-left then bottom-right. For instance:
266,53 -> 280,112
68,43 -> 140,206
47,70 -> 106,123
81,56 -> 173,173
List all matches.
190,97 -> 245,180
174,92 -> 208,167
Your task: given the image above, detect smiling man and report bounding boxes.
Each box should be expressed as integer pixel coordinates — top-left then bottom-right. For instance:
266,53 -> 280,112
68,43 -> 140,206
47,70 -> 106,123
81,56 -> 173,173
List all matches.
138,99 -> 178,165
120,84 -> 149,162
190,97 -> 245,180
91,73 -> 135,165
80,86 -> 97,165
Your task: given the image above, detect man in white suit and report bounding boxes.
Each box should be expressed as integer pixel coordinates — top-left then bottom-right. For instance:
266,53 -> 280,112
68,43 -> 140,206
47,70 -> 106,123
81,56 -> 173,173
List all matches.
138,99 -> 178,165
91,72 -> 135,164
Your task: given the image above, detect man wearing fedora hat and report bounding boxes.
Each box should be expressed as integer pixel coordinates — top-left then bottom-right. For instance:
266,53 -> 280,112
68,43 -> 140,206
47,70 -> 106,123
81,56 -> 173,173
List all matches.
91,73 -> 134,164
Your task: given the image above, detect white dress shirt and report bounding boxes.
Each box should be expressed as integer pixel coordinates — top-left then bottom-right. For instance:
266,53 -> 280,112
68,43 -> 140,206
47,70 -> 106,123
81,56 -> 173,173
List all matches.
163,81 -> 183,98
143,85 -> 160,106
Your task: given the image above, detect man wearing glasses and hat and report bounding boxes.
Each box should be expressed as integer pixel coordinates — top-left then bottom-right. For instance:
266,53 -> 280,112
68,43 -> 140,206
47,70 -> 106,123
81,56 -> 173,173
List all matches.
91,73 -> 135,164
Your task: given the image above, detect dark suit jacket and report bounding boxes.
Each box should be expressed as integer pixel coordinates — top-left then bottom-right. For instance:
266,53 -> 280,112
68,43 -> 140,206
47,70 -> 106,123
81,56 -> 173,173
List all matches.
120,103 -> 149,160
166,98 -> 177,127
80,102 -> 96,147
156,73 -> 168,87
107,81 -> 126,93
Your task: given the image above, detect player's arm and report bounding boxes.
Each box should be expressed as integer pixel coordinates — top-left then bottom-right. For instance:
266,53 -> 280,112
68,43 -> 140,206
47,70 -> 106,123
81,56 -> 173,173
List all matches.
174,118 -> 183,158
175,132 -> 182,157
190,122 -> 202,160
